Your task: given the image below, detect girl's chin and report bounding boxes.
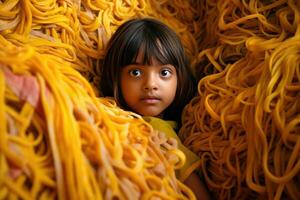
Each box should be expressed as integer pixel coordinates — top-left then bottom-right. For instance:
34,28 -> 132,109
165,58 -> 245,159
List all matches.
138,110 -> 163,118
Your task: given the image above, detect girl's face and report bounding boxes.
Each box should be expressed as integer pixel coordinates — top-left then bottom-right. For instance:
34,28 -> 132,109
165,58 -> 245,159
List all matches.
120,51 -> 177,118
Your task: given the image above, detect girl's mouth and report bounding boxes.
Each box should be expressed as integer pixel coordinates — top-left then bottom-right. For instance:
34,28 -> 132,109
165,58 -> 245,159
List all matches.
141,96 -> 161,104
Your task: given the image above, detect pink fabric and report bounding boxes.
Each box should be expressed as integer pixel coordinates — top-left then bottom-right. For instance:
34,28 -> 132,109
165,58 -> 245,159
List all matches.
3,68 -> 40,108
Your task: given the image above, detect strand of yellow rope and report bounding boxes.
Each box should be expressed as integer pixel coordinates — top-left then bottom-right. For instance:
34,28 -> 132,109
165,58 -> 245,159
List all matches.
180,0 -> 300,199
0,39 -> 196,199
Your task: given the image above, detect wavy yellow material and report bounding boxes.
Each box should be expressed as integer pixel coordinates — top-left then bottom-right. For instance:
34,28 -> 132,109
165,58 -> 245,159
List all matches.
0,42 -> 195,200
180,0 -> 300,199
0,0 -> 199,94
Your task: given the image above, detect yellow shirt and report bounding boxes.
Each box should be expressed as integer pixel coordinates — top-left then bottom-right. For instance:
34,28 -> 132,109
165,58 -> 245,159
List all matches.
143,116 -> 200,181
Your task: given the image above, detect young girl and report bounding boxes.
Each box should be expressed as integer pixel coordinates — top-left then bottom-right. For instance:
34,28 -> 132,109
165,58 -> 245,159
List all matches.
99,18 -> 211,200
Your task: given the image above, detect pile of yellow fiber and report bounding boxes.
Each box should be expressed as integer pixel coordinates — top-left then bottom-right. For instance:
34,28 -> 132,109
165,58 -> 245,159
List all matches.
0,0 -> 202,199
180,0 -> 300,199
1,0 -> 300,199
0,0 -> 200,95
0,38 -> 195,199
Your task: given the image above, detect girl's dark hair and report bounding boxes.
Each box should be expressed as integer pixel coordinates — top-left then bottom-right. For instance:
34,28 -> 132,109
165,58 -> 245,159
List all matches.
99,18 -> 196,123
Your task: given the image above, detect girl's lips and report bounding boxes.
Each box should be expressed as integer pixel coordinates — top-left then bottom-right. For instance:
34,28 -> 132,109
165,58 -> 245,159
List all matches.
141,97 -> 161,104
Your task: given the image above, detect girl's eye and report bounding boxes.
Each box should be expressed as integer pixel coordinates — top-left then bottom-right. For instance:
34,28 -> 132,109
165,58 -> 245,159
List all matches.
160,69 -> 172,78
129,69 -> 142,77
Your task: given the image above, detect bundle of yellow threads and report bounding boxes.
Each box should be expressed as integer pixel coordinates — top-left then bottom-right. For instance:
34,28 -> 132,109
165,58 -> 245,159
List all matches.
0,39 -> 195,199
2,0 -> 299,199
0,0 -> 202,199
180,0 -> 300,199
0,0 -> 199,95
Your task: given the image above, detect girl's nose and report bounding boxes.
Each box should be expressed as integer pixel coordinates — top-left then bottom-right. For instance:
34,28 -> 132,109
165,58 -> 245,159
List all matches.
144,73 -> 158,91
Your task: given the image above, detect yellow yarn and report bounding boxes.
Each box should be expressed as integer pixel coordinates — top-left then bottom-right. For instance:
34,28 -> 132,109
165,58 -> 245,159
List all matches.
0,40 -> 195,200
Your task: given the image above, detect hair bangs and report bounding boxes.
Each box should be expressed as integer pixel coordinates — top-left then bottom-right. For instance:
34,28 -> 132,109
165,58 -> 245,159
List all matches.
121,26 -> 172,67
119,28 -> 144,67
140,36 -> 171,66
